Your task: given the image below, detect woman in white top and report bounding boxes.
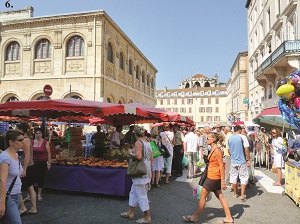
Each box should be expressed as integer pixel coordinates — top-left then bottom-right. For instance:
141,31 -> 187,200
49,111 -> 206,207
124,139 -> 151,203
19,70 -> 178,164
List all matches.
121,126 -> 153,224
270,128 -> 284,186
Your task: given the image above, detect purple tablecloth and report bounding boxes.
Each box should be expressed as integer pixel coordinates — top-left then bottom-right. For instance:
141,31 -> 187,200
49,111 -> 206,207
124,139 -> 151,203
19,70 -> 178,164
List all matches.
44,165 -> 132,196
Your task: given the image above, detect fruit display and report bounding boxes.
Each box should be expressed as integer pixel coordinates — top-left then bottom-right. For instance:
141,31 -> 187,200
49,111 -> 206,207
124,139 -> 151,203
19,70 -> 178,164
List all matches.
51,156 -> 128,168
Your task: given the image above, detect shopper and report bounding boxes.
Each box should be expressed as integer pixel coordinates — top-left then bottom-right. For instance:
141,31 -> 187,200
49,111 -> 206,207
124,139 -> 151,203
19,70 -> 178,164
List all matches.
32,128 -> 51,202
183,127 -> 200,179
183,132 -> 234,223
269,128 -> 284,186
173,124 -> 184,177
160,123 -> 174,184
0,130 -> 24,223
151,134 -> 164,188
227,125 -> 250,202
121,126 -> 153,223
16,122 -> 37,215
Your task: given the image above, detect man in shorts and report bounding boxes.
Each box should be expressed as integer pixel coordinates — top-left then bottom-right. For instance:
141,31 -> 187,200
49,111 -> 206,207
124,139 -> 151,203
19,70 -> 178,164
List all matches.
227,125 -> 250,202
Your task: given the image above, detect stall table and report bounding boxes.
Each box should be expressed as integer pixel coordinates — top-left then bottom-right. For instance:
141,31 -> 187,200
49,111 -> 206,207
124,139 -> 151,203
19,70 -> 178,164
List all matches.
285,161 -> 300,207
44,164 -> 132,197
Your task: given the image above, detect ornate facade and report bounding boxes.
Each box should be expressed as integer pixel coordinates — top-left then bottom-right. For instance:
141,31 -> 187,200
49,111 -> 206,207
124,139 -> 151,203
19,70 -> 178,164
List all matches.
0,7 -> 157,106
156,74 -> 227,128
246,0 -> 300,119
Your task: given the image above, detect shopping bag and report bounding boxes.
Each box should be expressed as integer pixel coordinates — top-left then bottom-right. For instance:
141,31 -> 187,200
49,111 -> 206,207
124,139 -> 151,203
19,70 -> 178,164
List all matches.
195,185 -> 212,201
196,159 -> 205,167
150,141 -> 162,158
182,155 -> 188,167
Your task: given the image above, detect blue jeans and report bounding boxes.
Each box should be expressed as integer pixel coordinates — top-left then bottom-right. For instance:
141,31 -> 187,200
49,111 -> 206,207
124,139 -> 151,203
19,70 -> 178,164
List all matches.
4,194 -> 22,224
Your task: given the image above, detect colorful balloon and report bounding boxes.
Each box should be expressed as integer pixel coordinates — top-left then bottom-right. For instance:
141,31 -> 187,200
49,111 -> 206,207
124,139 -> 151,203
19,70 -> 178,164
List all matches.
276,84 -> 295,99
276,78 -> 288,90
294,97 -> 300,109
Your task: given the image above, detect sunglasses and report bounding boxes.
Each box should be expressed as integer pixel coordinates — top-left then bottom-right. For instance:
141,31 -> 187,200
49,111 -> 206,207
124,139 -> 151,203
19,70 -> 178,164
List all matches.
15,138 -> 24,142
216,127 -> 221,128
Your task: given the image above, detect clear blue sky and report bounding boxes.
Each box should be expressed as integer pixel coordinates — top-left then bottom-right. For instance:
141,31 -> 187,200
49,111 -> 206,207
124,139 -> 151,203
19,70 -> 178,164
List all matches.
3,0 -> 248,89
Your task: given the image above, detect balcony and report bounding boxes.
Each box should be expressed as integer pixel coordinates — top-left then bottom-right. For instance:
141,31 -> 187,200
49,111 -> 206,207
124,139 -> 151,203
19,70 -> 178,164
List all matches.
255,40 -> 300,78
262,96 -> 280,109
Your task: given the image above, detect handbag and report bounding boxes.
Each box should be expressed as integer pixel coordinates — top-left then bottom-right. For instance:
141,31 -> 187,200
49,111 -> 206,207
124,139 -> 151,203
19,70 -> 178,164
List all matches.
160,144 -> 171,158
198,148 -> 215,186
0,176 -> 18,221
159,132 -> 172,159
150,141 -> 162,158
126,140 -> 147,178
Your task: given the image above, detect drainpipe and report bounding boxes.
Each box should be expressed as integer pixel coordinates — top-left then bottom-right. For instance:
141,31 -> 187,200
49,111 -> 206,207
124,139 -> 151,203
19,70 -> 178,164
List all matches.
93,15 -> 96,101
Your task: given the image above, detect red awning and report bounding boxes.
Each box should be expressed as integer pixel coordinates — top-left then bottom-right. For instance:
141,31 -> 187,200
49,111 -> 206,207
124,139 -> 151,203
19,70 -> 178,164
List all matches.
255,107 -> 281,117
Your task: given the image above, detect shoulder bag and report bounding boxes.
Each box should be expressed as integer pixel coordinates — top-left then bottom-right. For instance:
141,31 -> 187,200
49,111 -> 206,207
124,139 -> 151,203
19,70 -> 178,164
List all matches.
126,140 -> 147,178
198,148 -> 216,186
159,132 -> 172,158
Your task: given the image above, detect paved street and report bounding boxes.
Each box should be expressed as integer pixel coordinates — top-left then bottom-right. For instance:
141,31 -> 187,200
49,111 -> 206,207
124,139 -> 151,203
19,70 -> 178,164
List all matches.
21,168 -> 300,224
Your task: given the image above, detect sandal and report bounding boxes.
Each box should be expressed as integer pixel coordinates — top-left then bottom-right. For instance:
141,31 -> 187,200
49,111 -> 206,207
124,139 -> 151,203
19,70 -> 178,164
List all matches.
165,180 -> 170,184
183,215 -> 198,223
121,212 -> 134,220
241,197 -> 247,203
23,196 -> 31,202
217,218 -> 234,223
135,217 -> 152,223
38,196 -> 43,202
273,182 -> 281,186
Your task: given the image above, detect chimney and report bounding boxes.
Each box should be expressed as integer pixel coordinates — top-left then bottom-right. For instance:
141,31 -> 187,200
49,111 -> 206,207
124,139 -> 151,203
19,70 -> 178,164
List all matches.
163,86 -> 167,92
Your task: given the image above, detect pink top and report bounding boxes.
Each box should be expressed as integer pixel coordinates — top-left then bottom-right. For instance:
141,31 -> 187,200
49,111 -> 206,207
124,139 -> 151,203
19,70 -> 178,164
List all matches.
32,139 -> 48,162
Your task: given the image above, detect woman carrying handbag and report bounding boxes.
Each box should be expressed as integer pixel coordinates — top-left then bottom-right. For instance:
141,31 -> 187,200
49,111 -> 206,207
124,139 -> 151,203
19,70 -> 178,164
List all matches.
0,130 -> 24,224
121,126 -> 153,224
183,132 -> 234,224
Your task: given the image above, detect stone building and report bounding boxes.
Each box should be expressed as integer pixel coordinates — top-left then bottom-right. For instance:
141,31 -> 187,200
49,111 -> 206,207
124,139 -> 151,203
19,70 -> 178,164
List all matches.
155,74 -> 227,128
0,7 -> 157,106
246,0 -> 300,119
226,51 -> 249,123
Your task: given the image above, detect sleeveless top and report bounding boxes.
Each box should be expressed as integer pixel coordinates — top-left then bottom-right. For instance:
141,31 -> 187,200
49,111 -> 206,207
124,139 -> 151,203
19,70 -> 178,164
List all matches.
32,139 -> 48,162
207,148 -> 221,180
18,137 -> 34,167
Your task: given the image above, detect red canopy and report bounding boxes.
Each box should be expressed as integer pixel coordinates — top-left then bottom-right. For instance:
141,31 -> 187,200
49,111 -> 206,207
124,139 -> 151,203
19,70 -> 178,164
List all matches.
0,99 -> 153,125
122,103 -> 195,125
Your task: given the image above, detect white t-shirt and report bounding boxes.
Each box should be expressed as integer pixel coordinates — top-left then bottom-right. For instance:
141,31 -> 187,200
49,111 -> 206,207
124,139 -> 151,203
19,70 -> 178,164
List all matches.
184,132 -> 200,153
110,131 -> 124,148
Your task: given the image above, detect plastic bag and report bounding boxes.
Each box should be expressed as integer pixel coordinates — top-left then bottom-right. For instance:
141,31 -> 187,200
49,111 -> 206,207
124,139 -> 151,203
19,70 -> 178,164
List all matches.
182,155 -> 188,167
194,185 -> 212,201
196,159 -> 205,167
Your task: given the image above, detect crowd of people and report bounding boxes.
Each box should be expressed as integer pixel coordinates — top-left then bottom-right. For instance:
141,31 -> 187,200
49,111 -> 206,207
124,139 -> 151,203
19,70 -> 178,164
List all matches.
0,121 -> 286,223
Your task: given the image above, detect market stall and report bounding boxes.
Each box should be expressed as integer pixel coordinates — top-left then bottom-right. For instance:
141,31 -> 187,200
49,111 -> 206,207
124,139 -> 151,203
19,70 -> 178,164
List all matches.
44,164 -> 131,196
285,161 -> 300,207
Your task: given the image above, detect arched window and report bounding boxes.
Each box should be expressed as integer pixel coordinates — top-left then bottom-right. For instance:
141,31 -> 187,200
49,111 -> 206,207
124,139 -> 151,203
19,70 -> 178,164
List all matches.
204,81 -> 211,87
36,39 -> 51,59
136,66 -> 139,80
6,96 -> 19,102
67,36 -> 84,57
194,82 -> 201,88
107,97 -> 112,103
71,95 -> 82,100
119,52 -> 124,70
6,41 -> 20,61
37,96 -> 51,100
142,71 -> 145,83
150,78 -> 154,89
185,83 -> 190,88
147,75 -> 150,86
107,42 -> 113,63
129,59 -> 133,75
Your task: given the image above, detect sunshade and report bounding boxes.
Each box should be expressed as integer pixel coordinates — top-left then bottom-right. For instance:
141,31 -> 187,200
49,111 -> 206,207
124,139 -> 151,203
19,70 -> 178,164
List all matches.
122,103 -> 195,126
0,99 -> 153,125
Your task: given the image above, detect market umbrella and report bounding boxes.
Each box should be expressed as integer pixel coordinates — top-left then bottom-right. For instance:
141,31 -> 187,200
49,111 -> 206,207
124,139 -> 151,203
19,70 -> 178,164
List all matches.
0,99 -> 153,125
122,103 -> 195,126
252,107 -> 298,130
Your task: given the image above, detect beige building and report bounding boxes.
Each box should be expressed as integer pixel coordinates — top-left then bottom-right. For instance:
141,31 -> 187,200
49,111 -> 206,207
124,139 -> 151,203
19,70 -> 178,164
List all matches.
155,74 -> 227,128
0,7 -> 157,105
226,51 -> 249,123
246,0 -> 300,119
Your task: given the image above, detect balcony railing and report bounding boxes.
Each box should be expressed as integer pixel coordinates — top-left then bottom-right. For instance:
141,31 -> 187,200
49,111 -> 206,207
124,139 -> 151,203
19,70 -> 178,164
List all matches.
255,40 -> 300,78
262,96 -> 280,109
